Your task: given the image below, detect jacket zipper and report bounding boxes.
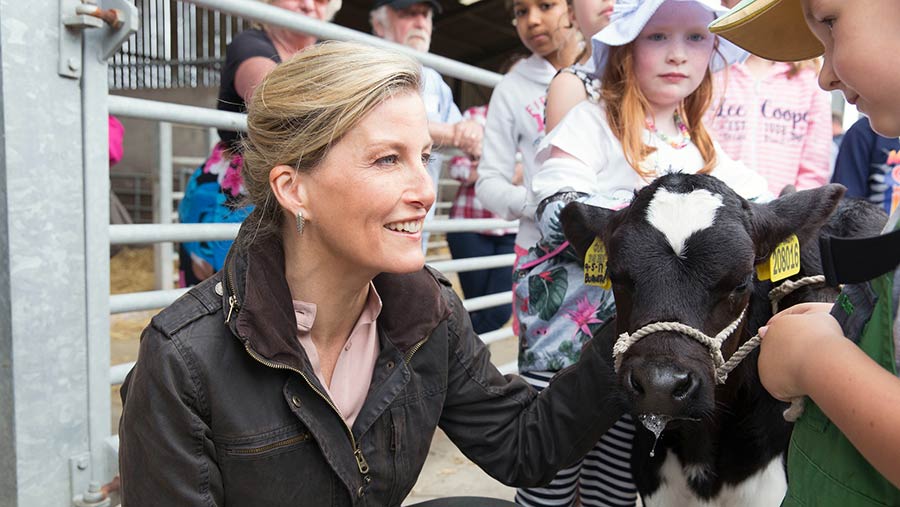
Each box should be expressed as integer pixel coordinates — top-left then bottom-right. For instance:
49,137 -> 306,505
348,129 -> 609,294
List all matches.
241,344 -> 370,473
225,294 -> 239,323
224,268 -> 371,477
224,268 -> 241,324
404,336 -> 429,364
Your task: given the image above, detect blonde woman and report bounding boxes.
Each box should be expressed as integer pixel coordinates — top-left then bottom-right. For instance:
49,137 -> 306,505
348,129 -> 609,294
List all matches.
118,42 -> 626,506
178,0 -> 338,286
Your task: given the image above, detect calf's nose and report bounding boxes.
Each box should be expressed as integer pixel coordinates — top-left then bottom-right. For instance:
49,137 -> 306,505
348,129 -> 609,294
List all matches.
626,363 -> 700,416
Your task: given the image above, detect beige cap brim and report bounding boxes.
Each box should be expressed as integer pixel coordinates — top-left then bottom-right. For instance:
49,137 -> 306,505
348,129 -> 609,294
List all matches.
709,0 -> 824,62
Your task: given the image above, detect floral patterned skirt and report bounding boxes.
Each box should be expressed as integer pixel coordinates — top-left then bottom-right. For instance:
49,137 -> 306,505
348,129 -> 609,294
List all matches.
514,199 -> 616,372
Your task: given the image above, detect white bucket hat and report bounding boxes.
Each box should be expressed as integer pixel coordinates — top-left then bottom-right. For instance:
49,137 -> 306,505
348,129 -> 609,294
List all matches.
591,0 -> 748,77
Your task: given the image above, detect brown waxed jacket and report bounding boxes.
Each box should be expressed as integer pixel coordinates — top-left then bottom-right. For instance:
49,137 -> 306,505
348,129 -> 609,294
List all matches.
118,225 -> 625,506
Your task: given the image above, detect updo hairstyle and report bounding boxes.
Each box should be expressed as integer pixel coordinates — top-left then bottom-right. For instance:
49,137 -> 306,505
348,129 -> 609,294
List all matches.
240,41 -> 422,245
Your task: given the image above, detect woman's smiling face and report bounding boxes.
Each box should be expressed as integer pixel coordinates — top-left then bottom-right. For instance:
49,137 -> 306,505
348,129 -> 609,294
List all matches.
298,91 -> 435,278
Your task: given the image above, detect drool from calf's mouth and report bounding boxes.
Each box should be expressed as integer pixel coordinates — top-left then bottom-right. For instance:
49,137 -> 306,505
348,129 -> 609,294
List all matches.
637,413 -> 703,457
638,414 -> 671,458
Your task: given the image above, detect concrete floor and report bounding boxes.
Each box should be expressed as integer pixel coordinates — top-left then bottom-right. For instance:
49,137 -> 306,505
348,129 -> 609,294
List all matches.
403,429 -> 517,505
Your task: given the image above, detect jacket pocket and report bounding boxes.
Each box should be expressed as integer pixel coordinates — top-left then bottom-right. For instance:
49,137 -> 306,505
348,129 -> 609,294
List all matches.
387,396 -> 442,500
219,424 -> 312,459
217,424 -> 337,506
223,431 -> 311,457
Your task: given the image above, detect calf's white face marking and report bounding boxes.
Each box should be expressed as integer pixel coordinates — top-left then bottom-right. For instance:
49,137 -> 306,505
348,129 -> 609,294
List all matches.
645,188 -> 724,257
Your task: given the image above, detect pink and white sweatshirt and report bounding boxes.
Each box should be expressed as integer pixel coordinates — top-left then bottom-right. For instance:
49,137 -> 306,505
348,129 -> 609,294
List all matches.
476,54 -> 558,250
705,62 -> 832,195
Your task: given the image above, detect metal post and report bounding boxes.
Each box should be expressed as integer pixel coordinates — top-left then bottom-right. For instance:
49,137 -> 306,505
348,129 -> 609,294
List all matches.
0,0 -> 135,504
0,1 -> 90,504
154,122 -> 174,290
82,0 -> 137,497
81,16 -> 113,504
207,126 -> 218,154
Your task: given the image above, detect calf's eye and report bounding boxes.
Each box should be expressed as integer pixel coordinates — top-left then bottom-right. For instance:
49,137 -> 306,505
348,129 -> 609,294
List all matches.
733,275 -> 752,293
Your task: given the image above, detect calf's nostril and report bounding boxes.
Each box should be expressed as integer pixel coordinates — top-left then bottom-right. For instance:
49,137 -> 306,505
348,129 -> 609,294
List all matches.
628,370 -> 644,395
671,371 -> 696,400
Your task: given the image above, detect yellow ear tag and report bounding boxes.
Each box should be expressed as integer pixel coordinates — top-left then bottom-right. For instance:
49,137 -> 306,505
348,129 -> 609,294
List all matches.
584,237 -> 611,289
756,234 -> 801,282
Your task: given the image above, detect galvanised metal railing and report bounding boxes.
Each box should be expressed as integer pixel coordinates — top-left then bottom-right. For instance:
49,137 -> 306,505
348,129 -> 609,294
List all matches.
107,0 -> 520,388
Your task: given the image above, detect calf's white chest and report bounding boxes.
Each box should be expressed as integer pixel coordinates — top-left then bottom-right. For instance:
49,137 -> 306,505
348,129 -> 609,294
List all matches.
643,453 -> 787,507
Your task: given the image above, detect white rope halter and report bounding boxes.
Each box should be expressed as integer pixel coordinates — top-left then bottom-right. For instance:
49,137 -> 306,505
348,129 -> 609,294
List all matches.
768,275 -> 827,314
613,275 -> 828,421
613,309 -> 747,385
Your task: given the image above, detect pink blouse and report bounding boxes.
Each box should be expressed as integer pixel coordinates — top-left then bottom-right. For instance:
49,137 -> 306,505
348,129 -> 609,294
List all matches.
294,283 -> 382,428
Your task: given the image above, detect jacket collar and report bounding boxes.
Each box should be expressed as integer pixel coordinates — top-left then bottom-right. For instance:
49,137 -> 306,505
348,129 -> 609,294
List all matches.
221,223 -> 450,371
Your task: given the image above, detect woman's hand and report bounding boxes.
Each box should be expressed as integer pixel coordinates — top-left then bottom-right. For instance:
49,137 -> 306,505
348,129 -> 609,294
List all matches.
757,302 -> 846,401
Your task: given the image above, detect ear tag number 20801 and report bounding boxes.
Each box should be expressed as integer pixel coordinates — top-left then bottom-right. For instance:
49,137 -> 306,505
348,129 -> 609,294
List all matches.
756,234 -> 801,282
584,237 -> 611,289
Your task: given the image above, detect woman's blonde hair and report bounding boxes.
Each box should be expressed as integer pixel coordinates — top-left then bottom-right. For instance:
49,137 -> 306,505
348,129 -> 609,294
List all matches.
240,41 -> 421,245
600,42 -> 718,178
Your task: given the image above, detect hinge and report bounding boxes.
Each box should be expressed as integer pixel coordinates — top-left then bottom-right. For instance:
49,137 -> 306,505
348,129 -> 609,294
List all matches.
59,0 -> 138,79
69,452 -> 112,507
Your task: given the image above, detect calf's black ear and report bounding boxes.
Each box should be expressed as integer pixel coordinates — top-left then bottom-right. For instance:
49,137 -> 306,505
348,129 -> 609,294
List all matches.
750,183 -> 846,260
778,184 -> 797,197
560,202 -> 617,260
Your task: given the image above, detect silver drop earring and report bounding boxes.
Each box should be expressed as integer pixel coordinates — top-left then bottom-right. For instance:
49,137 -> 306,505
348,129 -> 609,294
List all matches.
296,210 -> 305,235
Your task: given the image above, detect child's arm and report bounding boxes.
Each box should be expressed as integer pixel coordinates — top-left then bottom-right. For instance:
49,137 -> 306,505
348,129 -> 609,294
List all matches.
758,303 -> 900,487
545,72 -> 588,133
793,85 -> 832,190
475,89 -> 527,220
532,103 -> 610,206
532,147 -> 596,207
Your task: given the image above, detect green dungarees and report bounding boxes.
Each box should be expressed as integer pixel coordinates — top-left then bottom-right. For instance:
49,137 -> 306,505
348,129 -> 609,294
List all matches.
783,219 -> 900,506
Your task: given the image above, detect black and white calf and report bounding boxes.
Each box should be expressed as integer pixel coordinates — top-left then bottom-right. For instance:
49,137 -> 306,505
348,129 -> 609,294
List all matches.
560,174 -> 882,506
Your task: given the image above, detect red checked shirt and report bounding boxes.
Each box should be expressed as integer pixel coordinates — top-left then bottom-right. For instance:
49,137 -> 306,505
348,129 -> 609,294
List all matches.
449,106 -> 518,236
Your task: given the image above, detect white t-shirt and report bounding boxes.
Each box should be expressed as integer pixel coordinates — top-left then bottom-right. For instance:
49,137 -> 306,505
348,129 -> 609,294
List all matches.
533,101 -> 771,210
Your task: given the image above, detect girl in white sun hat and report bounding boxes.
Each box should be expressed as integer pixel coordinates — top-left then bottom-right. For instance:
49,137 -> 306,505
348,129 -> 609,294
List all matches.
515,3 -> 770,504
531,0 -> 765,212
